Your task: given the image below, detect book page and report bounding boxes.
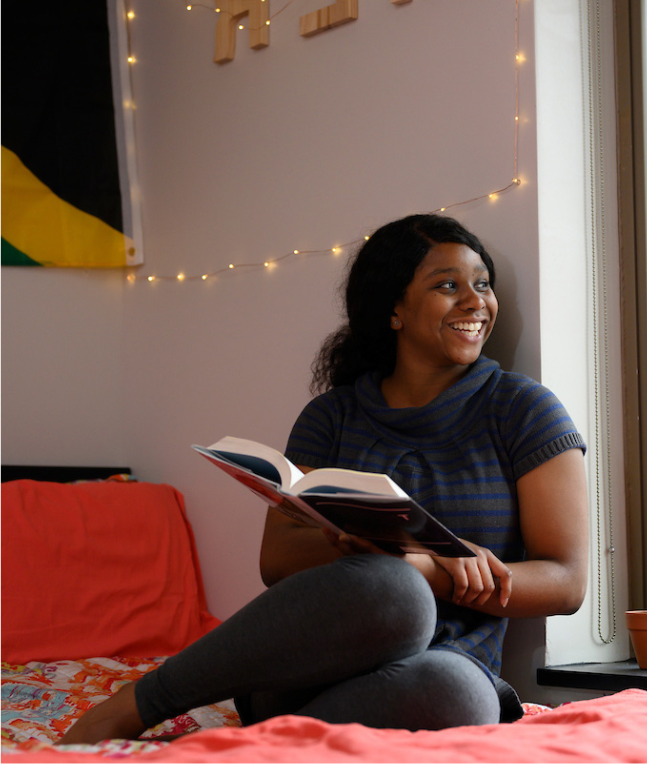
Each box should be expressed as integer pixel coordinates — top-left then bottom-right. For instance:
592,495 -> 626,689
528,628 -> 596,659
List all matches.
293,467 -> 408,498
202,436 -> 304,488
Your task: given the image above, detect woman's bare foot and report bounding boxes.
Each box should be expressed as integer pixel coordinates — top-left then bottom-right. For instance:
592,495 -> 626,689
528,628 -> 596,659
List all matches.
57,682 -> 147,745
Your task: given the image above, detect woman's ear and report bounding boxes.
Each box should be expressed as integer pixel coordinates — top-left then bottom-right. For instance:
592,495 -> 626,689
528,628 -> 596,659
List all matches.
391,314 -> 402,330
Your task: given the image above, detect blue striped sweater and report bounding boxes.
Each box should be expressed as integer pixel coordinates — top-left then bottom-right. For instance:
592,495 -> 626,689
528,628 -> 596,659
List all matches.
285,355 -> 586,677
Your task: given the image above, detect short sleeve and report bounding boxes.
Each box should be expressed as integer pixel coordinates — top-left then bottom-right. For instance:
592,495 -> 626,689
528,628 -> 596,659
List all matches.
502,380 -> 586,480
284,392 -> 341,468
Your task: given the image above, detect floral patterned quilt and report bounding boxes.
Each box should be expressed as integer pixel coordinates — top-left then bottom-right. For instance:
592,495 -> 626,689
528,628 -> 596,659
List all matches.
1,656 -> 241,757
1,655 -> 558,759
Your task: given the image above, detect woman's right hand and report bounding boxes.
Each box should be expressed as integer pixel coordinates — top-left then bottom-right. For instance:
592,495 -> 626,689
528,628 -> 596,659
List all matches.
433,540 -> 512,608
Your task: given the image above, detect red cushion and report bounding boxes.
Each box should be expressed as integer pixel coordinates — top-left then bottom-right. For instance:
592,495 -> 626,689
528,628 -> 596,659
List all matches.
1,480 -> 220,663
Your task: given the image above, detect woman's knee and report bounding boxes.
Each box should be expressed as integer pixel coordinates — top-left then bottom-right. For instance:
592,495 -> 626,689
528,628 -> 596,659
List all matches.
297,649 -> 500,731
327,554 -> 437,646
403,650 -> 501,728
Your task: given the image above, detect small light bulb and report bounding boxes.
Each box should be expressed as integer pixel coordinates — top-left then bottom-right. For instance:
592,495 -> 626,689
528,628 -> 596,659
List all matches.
202,274 -> 208,280
440,207 -> 446,212
127,273 -> 136,283
127,55 -> 135,63
229,263 -> 235,269
127,10 -> 135,19
186,4 -> 192,9
238,24 -> 244,29
332,247 -> 340,254
515,115 -> 519,121
364,235 -> 370,240
148,275 -> 155,282
489,193 -> 497,201
177,273 -> 186,281
513,178 -> 521,185
266,20 -> 270,25
293,250 -> 299,255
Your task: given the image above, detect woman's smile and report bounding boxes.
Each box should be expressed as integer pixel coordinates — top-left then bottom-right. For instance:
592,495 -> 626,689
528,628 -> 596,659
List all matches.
449,321 -> 484,338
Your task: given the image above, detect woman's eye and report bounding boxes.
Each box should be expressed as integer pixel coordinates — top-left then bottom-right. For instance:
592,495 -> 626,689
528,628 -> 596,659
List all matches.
436,281 -> 456,290
476,280 -> 491,291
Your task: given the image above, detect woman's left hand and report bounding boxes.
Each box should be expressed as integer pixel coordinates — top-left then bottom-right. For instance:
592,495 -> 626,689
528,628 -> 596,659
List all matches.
322,528 -> 392,556
323,529 -> 511,609
433,539 -> 512,608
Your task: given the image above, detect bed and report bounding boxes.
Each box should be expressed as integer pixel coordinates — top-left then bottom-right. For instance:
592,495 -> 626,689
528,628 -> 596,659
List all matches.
2,467 -> 647,763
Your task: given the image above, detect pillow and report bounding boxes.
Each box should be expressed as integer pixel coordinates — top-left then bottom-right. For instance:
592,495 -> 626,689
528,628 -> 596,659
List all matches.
1,480 -> 220,663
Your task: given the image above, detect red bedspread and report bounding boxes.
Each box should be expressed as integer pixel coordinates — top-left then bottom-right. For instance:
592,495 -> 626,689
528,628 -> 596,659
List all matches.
4,689 -> 646,763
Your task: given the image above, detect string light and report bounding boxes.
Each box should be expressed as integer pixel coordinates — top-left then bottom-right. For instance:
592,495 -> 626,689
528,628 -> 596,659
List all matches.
124,0 -> 524,285
184,0 -> 301,30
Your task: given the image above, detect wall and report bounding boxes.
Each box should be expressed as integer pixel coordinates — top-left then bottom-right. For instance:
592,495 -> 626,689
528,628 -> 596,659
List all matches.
3,0 -> 624,702
117,0 -> 541,620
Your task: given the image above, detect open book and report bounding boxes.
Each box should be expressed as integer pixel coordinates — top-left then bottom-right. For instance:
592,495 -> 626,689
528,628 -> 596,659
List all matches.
192,436 -> 474,557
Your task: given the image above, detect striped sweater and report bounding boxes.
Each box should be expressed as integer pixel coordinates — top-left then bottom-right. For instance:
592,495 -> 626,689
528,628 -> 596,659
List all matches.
285,355 -> 586,677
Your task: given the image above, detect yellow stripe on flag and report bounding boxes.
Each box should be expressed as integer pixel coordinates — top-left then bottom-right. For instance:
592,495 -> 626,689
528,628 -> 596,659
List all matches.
1,145 -> 134,267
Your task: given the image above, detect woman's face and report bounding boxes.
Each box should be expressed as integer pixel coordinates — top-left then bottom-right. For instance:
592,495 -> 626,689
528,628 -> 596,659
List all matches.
391,242 -> 498,372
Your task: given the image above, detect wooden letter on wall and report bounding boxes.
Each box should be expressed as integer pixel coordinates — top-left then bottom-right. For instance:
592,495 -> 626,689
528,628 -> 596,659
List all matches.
299,0 -> 358,38
215,0 -> 269,64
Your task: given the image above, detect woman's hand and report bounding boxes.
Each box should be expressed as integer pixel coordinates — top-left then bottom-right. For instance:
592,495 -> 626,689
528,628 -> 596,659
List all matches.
322,528 -> 392,557
433,540 -> 512,608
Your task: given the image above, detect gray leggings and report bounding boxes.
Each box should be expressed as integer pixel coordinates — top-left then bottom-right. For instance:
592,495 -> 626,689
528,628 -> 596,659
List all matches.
135,554 -> 501,731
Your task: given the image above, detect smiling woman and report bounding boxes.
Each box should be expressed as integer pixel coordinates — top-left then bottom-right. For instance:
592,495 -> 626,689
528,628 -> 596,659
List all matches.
59,213 -> 589,745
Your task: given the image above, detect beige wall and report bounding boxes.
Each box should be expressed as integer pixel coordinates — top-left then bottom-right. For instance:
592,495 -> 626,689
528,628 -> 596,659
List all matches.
10,0 -> 615,700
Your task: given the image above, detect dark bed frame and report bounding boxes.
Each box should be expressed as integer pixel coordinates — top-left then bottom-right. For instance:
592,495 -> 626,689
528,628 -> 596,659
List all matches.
1,466 -> 132,483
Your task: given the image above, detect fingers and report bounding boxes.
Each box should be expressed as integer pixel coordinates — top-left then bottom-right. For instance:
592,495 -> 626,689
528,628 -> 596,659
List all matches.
436,542 -> 512,609
449,554 -> 495,606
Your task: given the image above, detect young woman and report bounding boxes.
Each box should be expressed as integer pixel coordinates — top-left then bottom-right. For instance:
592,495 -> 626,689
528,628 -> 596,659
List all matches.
59,214 -> 588,744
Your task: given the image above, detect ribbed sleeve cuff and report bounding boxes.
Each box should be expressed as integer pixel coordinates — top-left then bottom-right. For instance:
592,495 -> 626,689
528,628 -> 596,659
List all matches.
514,433 -> 586,480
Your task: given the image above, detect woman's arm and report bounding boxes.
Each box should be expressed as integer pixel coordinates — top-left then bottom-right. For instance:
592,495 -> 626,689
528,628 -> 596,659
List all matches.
260,508 -> 343,586
327,449 -> 589,619
260,465 -> 344,587
411,447 -> 589,618
261,450 -> 589,619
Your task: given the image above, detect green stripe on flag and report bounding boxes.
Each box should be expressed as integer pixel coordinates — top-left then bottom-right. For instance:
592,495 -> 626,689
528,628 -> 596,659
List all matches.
1,238 -> 42,266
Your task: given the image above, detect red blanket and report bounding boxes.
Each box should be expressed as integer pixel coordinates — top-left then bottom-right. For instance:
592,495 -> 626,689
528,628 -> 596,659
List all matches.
5,689 -> 646,763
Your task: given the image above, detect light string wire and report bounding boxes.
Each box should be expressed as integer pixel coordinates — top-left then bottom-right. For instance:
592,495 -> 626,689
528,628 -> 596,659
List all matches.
183,0 -> 299,27
583,0 -> 616,645
124,0 -> 522,284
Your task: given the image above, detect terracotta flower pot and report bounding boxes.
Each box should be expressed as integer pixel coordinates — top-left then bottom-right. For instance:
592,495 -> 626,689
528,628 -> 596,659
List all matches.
626,611 -> 647,669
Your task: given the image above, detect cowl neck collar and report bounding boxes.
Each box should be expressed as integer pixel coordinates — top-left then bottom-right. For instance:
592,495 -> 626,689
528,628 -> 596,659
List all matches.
354,355 -> 500,447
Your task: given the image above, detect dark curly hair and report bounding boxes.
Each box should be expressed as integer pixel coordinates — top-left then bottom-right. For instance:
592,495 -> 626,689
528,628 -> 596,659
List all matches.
310,214 -> 495,394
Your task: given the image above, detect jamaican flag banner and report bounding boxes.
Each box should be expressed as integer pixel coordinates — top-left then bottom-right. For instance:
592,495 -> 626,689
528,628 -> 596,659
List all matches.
2,0 -> 142,268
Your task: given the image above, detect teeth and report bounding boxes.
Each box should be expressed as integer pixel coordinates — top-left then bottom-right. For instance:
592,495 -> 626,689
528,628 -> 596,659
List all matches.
452,321 -> 482,337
